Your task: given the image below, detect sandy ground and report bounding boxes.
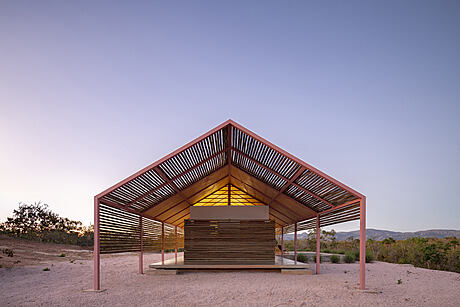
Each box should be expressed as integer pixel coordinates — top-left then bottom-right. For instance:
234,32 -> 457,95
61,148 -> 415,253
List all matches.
1,240 -> 459,306
0,235 -> 92,268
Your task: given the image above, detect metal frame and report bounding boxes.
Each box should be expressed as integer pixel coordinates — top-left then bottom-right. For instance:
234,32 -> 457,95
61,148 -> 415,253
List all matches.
294,222 -> 297,265
139,215 -> 143,274
93,120 -> 367,290
316,215 -> 320,275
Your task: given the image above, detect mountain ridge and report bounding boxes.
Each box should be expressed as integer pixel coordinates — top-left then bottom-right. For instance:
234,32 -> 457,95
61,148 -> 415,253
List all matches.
283,228 -> 460,241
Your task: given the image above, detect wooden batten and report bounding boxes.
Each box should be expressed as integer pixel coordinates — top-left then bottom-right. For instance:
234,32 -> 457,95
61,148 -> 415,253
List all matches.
184,220 -> 275,265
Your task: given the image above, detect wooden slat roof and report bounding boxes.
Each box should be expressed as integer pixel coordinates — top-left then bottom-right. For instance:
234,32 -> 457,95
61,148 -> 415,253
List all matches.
97,119 -> 364,230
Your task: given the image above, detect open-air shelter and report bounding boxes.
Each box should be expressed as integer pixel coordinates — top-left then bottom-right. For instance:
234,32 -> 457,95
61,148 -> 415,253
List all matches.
93,119 -> 366,289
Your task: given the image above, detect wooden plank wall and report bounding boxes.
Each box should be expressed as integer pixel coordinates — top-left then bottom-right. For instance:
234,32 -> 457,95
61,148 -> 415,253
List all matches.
184,219 -> 275,264
99,203 -> 184,254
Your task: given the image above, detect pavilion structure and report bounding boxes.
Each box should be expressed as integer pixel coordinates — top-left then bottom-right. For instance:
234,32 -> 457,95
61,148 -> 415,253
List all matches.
93,119 -> 366,290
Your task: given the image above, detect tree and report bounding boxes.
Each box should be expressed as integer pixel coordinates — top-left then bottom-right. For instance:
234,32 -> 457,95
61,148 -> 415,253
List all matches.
2,202 -> 82,235
1,202 -> 93,245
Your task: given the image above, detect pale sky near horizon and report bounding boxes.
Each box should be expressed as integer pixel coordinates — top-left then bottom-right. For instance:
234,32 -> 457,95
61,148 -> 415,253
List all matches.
1,1 -> 459,232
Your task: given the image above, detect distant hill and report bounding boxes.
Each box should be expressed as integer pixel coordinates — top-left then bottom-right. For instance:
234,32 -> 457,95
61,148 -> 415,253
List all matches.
283,229 -> 460,241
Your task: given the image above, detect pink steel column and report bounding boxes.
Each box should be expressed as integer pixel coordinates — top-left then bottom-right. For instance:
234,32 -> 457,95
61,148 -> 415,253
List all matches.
93,197 -> 100,290
175,226 -> 178,264
281,227 -> 284,259
294,222 -> 297,264
139,216 -> 143,274
316,215 -> 320,274
161,222 -> 165,265
360,197 -> 366,290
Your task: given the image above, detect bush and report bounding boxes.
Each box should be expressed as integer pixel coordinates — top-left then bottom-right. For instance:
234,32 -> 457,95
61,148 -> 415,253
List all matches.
366,251 -> 374,263
59,253 -> 66,257
1,202 -> 94,246
313,255 -> 322,263
352,250 -> 360,260
344,252 -> 355,263
2,248 -> 14,257
330,255 -> 340,263
297,253 -> 308,263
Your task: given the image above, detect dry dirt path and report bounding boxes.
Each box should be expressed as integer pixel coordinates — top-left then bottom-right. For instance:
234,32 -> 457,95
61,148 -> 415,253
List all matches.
1,250 -> 459,306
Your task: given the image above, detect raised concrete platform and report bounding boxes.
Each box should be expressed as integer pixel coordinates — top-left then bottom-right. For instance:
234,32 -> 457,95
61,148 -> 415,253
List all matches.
148,256 -> 313,274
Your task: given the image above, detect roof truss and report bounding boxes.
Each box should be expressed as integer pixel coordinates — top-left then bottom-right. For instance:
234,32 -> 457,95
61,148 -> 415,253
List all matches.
97,120 -> 364,229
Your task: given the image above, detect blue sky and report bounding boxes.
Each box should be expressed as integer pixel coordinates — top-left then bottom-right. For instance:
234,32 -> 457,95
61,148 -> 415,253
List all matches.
1,1 -> 459,231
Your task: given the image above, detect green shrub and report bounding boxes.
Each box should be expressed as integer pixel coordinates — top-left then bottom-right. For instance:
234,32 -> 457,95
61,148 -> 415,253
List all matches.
344,252 -> 355,263
59,253 -> 66,257
1,202 -> 94,246
2,248 -> 14,257
313,255 -> 322,263
366,251 -> 374,263
323,249 -> 331,253
330,255 -> 340,263
297,253 -> 308,263
397,279 -> 402,284
348,250 -> 373,263
352,250 -> 360,260
43,267 -> 50,271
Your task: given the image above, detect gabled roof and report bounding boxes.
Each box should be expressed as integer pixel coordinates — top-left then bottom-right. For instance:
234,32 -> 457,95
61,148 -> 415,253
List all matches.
96,120 -> 364,229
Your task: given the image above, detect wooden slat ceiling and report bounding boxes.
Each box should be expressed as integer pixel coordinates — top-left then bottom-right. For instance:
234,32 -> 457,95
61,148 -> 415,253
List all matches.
97,120 -> 364,229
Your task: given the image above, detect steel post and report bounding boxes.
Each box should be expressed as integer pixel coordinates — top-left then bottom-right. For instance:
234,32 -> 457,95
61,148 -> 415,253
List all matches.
316,215 -> 320,274
281,227 -> 284,259
139,216 -> 143,274
175,226 -> 178,264
294,222 -> 297,264
162,222 -> 165,265
93,197 -> 100,290
360,197 -> 366,290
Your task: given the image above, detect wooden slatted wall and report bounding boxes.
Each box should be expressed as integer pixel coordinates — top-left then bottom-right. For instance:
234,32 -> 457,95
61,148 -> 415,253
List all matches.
184,219 -> 275,264
100,203 -> 184,254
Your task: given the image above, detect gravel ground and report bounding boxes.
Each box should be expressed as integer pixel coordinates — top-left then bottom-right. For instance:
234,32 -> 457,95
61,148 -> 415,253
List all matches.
1,252 -> 459,306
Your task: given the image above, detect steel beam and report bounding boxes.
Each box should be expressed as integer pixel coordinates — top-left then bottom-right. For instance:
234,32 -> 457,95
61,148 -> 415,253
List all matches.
230,174 -> 316,220
145,174 -> 229,216
97,120 -> 233,199
268,166 -> 305,206
229,120 -> 364,198
227,124 -> 232,174
318,199 -> 361,216
231,151 -> 334,208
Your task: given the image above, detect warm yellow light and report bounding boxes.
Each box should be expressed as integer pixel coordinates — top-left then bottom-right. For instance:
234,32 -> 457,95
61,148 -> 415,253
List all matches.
193,184 -> 265,206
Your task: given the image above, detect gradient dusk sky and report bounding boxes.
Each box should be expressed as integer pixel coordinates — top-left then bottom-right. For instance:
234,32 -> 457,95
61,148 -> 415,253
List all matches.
1,1 -> 459,232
